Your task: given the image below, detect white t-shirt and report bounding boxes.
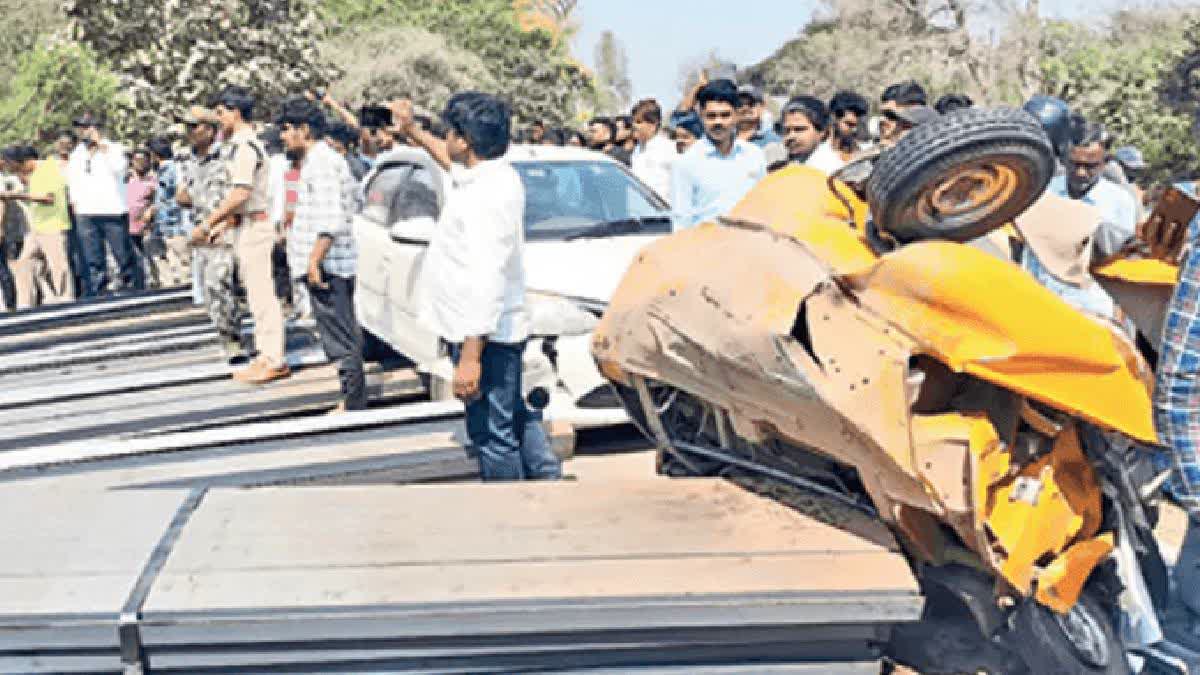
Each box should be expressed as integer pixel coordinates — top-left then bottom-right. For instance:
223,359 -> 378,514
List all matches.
66,141 -> 128,216
630,133 -> 676,202
418,159 -> 529,344
806,140 -> 847,176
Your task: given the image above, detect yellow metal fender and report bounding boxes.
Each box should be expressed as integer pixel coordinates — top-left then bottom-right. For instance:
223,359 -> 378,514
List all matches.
847,241 -> 1157,444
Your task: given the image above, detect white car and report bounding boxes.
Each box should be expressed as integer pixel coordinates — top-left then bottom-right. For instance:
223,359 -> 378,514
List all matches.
353,145 -> 670,429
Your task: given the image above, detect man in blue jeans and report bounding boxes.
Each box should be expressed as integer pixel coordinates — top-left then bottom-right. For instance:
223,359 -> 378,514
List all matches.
394,92 -> 561,481
65,112 -> 139,295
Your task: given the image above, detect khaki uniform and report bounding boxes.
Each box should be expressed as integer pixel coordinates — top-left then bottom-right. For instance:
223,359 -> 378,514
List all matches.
225,127 -> 284,369
186,143 -> 242,344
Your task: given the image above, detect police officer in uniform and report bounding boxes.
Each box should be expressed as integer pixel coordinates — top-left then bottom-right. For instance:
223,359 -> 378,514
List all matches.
201,87 -> 290,383
178,105 -> 244,360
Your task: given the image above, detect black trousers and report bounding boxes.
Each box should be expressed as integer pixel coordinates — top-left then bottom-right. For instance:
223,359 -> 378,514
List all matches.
272,242 -> 292,303
306,275 -> 366,410
0,255 -> 15,311
77,214 -> 139,296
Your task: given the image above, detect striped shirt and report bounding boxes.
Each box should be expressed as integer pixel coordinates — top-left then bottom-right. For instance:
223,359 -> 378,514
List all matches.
288,141 -> 357,279
1155,181 -> 1200,515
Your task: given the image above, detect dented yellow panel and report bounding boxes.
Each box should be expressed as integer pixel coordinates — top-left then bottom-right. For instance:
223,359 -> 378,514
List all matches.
983,421 -> 1103,594
725,165 -> 877,274
1036,535 -> 1115,613
848,241 -> 1157,443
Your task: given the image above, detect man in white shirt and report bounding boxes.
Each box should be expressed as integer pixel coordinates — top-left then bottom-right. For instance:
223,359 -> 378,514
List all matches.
66,112 -> 137,296
393,93 -> 561,481
629,99 -> 675,202
769,95 -> 843,176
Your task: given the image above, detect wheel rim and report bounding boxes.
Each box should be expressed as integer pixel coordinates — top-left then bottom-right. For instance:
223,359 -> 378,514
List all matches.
1053,602 -> 1110,668
912,159 -> 1023,232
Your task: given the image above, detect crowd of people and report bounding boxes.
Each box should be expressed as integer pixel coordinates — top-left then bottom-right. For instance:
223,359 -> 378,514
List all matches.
0,72 -> 1186,493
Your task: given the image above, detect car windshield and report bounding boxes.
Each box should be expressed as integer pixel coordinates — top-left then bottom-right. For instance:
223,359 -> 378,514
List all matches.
513,161 -> 670,241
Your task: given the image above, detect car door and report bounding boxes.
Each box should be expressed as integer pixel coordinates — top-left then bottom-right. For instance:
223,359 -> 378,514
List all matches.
353,149 -> 446,366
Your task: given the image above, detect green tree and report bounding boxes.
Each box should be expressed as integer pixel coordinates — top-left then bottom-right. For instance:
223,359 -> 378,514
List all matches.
592,30 -> 632,115
322,26 -> 498,113
65,0 -> 338,141
324,0 -> 591,125
1043,10 -> 1199,182
0,39 -> 121,146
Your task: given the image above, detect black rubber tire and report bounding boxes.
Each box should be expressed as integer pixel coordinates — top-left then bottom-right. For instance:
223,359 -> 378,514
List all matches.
867,106 -> 1056,243
1008,588 -> 1130,675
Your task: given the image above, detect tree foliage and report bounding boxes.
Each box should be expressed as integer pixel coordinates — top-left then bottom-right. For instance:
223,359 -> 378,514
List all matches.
745,0 -> 1042,106
323,0 -> 591,125
0,39 -> 120,147
322,26 -> 497,114
592,31 -> 632,115
1042,9 -> 1199,182
65,0 -> 338,140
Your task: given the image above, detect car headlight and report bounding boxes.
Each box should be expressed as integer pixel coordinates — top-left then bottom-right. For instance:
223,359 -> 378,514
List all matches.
526,292 -> 599,337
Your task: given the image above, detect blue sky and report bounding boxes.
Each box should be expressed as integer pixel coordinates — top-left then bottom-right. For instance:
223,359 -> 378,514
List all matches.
571,0 -> 1195,107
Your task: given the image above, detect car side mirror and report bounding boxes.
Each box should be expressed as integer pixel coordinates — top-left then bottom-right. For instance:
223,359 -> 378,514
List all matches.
389,216 -> 437,245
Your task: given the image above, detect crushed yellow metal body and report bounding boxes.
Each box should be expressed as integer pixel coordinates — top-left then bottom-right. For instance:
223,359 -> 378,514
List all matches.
1094,257 -> 1179,286
847,241 -> 1157,444
593,168 -> 1156,610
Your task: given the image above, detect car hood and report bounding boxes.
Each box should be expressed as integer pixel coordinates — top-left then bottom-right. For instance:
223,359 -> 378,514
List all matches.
525,234 -> 662,303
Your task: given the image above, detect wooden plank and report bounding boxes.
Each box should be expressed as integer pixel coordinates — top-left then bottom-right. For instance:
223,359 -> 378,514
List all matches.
144,481 -> 913,613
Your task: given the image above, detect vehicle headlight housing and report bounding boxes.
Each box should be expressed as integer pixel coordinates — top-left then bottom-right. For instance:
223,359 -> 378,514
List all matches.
527,292 -> 600,337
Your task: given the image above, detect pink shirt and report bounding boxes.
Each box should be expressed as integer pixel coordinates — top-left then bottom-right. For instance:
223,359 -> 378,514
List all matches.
126,172 -> 156,235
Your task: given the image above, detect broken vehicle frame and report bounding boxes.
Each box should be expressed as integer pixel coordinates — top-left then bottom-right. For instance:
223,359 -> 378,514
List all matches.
593,161 -> 1173,673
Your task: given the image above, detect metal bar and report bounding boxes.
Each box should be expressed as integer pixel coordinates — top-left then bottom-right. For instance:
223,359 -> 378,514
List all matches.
0,288 -> 193,336
0,400 -> 464,474
670,439 -> 878,516
118,488 -> 207,673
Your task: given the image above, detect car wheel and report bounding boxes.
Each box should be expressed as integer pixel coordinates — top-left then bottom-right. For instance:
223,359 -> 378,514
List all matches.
1007,587 -> 1130,675
867,107 -> 1056,243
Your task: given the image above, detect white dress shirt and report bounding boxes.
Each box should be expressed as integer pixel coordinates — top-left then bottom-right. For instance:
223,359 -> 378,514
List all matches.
631,133 -> 675,202
66,141 -> 128,216
806,140 -> 848,176
418,158 -> 529,344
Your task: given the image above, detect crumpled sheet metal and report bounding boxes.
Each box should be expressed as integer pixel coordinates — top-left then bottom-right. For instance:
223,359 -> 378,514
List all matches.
592,222 -> 940,515
845,241 -> 1157,443
725,165 -> 877,275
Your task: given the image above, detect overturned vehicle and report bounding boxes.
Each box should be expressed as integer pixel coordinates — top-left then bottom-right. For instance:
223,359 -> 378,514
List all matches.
592,107 -> 1179,674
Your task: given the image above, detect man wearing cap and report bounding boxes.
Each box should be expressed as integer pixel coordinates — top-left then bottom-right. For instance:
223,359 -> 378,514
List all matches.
1113,145 -> 1149,220
203,86 -> 289,384
66,111 -> 138,296
177,106 -> 243,360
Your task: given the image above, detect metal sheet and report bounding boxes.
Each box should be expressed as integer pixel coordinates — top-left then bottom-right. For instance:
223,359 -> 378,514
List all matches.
0,288 -> 194,336
143,481 -> 915,613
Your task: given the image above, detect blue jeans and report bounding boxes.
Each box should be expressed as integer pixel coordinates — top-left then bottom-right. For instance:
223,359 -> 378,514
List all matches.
77,214 -> 140,296
448,341 -> 562,481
